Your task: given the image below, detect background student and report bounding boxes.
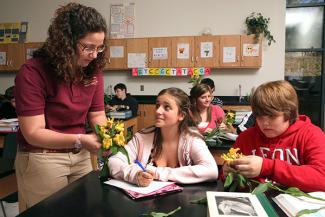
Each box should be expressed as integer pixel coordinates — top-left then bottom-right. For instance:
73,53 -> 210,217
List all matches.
14,3 -> 108,210
200,78 -> 223,107
223,80 -> 325,192
190,83 -> 225,133
0,86 -> 17,119
107,83 -> 138,117
108,87 -> 218,187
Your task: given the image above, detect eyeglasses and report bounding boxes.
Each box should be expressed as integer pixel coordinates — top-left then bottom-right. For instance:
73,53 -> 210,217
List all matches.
78,42 -> 106,54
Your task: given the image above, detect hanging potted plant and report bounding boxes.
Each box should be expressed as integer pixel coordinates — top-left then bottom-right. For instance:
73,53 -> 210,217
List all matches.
245,12 -> 276,46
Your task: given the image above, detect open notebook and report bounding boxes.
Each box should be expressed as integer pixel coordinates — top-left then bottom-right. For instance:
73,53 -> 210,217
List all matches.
104,179 -> 183,199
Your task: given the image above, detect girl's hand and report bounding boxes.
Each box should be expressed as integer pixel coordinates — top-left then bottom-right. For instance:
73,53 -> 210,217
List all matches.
231,155 -> 263,178
136,171 -> 154,187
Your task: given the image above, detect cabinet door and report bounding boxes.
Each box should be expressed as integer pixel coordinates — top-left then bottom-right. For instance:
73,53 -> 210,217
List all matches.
219,35 -> 241,68
240,34 -> 262,68
171,36 -> 194,67
137,104 -> 156,130
126,38 -> 148,68
148,37 -> 172,68
0,43 -> 24,71
105,39 -> 127,70
194,35 -> 219,68
24,42 -> 43,62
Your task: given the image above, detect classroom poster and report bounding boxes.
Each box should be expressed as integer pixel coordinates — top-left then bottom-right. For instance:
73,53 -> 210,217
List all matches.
223,47 -> 236,63
110,3 -> 135,38
200,42 -> 213,58
177,43 -> 189,59
243,43 -> 259,56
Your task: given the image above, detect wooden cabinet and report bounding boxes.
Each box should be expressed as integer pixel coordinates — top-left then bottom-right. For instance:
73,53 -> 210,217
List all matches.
105,39 -> 127,70
0,43 -> 24,71
219,35 -> 241,68
194,35 -> 220,68
24,42 -> 43,61
126,38 -> 148,68
137,104 -> 156,130
219,35 -> 262,68
171,36 -> 195,67
148,37 -> 172,68
240,34 -> 262,68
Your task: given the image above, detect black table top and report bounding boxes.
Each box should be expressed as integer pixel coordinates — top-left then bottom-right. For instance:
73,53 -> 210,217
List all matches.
17,171 -> 286,217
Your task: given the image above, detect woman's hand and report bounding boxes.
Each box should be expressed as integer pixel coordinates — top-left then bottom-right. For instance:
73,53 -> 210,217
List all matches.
231,155 -> 263,178
136,171 -> 154,187
80,133 -> 102,153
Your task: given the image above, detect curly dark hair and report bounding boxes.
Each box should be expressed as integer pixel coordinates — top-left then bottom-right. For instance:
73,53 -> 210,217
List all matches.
33,3 -> 108,83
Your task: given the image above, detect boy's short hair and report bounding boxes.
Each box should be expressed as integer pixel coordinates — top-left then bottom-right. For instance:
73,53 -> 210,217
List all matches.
251,80 -> 298,124
201,78 -> 215,90
4,86 -> 15,100
114,83 -> 127,92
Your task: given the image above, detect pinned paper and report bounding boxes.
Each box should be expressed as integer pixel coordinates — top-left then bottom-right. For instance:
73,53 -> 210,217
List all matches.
223,47 -> 236,63
201,42 -> 213,58
110,46 -> 124,58
153,47 -> 168,60
128,53 -> 146,68
131,67 -> 211,77
177,43 -> 189,59
243,43 -> 259,57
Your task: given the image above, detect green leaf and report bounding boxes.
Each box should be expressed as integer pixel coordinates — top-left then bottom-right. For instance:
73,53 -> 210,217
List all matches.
142,207 -> 181,217
237,174 -> 247,188
94,124 -> 103,140
228,179 -> 239,192
252,183 -> 269,194
118,147 -> 130,164
190,197 -> 207,205
224,172 -> 234,189
111,146 -> 118,154
286,187 -> 309,197
296,206 -> 325,217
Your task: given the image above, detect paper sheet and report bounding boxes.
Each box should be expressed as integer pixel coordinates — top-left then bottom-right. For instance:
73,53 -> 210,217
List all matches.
104,179 -> 175,194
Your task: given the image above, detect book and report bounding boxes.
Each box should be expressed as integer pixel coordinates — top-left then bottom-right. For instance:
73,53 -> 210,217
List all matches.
108,110 -> 132,119
207,191 -> 278,217
273,192 -> 325,217
104,179 -> 183,199
0,118 -> 19,133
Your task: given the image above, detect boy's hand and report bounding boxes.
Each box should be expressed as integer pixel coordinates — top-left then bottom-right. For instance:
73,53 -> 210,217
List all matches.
222,161 -> 237,177
232,155 -> 263,178
136,171 -> 154,187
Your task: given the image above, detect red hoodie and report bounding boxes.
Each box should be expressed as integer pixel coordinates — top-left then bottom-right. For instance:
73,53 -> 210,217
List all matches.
234,115 -> 325,192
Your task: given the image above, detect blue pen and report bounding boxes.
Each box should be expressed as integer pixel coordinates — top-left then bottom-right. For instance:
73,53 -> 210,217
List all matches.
135,159 -> 147,172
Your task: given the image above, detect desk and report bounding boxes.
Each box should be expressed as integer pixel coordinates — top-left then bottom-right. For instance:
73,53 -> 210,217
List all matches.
17,171 -> 286,217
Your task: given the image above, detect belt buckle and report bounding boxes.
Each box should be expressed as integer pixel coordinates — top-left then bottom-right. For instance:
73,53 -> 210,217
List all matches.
72,148 -> 81,154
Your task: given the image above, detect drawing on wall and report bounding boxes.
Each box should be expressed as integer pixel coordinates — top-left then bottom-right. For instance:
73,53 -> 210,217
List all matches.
110,46 -> 124,58
110,3 -> 135,38
243,43 -> 259,56
0,52 -> 6,65
152,47 -> 168,60
200,42 -> 213,58
128,53 -> 146,68
223,47 -> 236,63
0,22 -> 28,43
177,43 -> 189,59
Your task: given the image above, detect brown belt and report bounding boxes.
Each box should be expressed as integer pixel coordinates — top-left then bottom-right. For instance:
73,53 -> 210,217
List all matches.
19,148 -> 81,154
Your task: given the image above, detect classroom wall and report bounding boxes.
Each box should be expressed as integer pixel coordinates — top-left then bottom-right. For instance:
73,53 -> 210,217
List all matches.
0,0 -> 286,96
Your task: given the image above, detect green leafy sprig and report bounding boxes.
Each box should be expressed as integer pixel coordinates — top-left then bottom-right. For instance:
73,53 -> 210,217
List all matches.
142,206 -> 181,217
245,12 -> 276,46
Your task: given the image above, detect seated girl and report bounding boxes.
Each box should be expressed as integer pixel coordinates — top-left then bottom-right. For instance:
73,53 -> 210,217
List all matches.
108,87 -> 218,187
190,83 -> 225,133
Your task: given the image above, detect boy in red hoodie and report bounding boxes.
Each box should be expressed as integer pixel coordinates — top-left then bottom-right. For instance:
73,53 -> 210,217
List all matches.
223,80 -> 325,192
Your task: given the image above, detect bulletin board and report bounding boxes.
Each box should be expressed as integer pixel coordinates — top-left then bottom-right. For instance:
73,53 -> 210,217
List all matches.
109,3 -> 135,39
0,22 -> 28,43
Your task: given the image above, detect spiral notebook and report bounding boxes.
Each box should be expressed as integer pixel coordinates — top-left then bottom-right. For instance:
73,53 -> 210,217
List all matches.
104,179 -> 183,199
